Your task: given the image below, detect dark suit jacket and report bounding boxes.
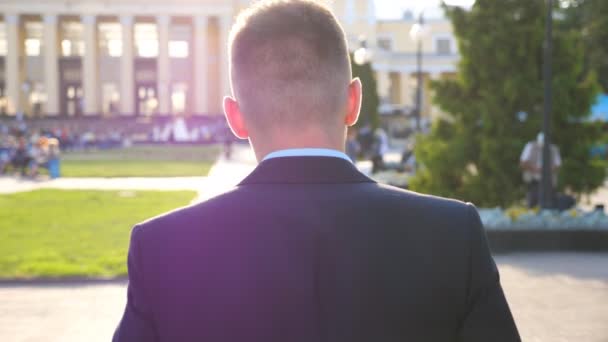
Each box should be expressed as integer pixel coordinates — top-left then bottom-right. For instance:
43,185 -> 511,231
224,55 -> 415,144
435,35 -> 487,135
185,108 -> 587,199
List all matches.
114,156 -> 519,342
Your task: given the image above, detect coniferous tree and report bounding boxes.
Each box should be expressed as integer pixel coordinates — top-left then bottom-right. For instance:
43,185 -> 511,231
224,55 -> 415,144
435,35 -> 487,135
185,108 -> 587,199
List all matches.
559,0 -> 608,92
351,56 -> 380,130
409,0 -> 603,207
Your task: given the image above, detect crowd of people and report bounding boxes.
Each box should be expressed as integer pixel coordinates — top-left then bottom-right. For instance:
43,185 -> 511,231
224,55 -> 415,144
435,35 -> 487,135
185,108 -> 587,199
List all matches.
0,124 -> 62,178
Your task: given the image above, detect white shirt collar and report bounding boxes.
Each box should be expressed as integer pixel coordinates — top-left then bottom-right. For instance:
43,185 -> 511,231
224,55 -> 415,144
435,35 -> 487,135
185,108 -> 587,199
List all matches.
263,148 -> 353,163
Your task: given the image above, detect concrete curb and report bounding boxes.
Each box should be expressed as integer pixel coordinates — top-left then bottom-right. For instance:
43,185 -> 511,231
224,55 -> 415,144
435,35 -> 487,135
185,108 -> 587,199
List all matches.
487,229 -> 608,253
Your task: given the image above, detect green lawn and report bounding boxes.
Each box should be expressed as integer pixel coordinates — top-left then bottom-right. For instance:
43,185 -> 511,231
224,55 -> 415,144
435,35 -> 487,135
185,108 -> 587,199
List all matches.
61,145 -> 220,177
0,189 -> 196,279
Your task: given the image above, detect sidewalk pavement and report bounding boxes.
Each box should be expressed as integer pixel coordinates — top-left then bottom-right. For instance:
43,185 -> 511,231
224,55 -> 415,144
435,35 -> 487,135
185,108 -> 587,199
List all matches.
0,144 -> 258,201
195,144 -> 258,202
4,144 -> 608,211
1,253 -> 607,342
0,145 -> 380,200
0,176 -> 209,194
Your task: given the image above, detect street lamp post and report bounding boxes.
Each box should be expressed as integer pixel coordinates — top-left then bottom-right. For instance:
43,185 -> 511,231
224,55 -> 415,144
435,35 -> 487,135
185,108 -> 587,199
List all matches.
540,0 -> 554,209
410,14 -> 425,133
353,37 -> 372,67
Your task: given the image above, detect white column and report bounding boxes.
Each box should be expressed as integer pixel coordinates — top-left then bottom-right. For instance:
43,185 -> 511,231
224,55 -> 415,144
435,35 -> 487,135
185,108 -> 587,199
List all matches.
5,14 -> 21,115
400,72 -> 414,107
218,15 -> 231,98
376,70 -> 391,103
82,15 -> 99,115
157,15 -> 170,114
43,14 -> 59,115
119,15 -> 135,115
193,15 -> 208,114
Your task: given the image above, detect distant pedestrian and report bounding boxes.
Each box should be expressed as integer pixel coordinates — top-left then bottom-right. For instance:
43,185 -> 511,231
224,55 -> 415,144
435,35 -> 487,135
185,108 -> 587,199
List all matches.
11,136 -> 31,176
520,133 -> 562,208
371,128 -> 388,174
345,128 -> 360,162
223,125 -> 233,160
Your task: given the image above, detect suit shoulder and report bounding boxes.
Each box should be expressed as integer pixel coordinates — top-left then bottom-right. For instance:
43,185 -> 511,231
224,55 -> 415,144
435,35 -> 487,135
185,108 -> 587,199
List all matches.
133,187 -> 243,237
373,182 -> 474,213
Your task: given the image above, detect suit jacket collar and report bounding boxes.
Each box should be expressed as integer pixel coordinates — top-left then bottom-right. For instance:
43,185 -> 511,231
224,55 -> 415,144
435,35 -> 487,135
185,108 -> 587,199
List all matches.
238,156 -> 375,185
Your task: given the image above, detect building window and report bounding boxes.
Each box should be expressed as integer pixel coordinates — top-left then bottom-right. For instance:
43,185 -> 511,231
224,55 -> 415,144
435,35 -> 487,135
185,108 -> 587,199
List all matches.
171,83 -> 188,114
102,83 -> 120,115
61,40 -> 84,57
61,22 -> 85,57
25,22 -> 43,57
99,23 -> 122,57
135,23 -> 159,58
28,82 -> 46,116
25,39 -> 41,56
61,40 -> 72,56
0,86 -> 7,115
0,22 -> 6,56
169,41 -> 188,58
377,37 -> 392,51
435,38 -> 452,55
107,40 -> 122,57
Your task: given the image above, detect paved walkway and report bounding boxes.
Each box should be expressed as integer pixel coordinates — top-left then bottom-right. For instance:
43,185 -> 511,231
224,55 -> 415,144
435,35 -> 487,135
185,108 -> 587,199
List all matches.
1,253 -> 607,342
0,176 -> 209,194
195,144 -> 257,202
495,253 -> 608,342
0,144 -> 258,203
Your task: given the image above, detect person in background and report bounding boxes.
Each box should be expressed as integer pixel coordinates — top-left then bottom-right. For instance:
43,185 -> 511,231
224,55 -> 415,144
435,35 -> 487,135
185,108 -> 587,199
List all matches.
47,138 -> 61,179
11,136 -> 31,176
400,141 -> 417,173
345,128 -> 360,162
371,128 -> 388,174
223,124 -> 234,160
520,132 -> 562,208
0,132 -> 11,174
29,137 -> 49,178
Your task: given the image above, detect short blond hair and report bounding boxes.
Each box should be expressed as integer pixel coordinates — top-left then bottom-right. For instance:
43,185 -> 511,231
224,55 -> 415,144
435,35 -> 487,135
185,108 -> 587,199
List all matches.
229,0 -> 352,130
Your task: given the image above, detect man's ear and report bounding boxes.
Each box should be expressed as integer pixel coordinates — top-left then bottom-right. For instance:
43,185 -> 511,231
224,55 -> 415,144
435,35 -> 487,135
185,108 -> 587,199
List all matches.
223,96 -> 249,139
345,78 -> 362,127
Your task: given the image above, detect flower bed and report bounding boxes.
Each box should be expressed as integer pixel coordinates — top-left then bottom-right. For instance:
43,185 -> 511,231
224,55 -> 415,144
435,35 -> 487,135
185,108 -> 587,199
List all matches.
372,170 -> 608,233
478,208 -> 608,253
479,208 -> 608,230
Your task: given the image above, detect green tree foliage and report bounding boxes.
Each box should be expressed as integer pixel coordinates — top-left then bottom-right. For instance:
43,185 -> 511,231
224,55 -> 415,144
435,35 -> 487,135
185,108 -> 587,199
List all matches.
409,0 -> 603,207
559,0 -> 608,92
351,55 -> 380,130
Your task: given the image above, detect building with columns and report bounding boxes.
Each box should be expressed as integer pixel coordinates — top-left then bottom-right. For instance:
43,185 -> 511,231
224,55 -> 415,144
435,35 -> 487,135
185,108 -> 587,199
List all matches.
0,0 -> 458,122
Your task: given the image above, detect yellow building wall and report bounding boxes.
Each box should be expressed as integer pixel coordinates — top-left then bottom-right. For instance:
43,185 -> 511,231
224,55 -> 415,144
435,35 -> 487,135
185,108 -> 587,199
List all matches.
376,19 -> 454,54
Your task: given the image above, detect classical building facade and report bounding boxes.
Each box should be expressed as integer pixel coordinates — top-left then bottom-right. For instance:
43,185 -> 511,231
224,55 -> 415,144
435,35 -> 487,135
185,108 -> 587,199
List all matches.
0,0 -> 458,120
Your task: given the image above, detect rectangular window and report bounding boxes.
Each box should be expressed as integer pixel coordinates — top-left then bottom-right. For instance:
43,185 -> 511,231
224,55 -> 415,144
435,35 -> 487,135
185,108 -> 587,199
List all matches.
102,82 -> 120,115
377,38 -> 392,51
25,39 -> 41,56
0,39 -> 6,56
99,23 -> 122,57
436,38 -> 452,55
171,83 -> 188,114
25,21 -> 43,56
0,22 -> 6,56
61,22 -> 85,57
169,40 -> 189,58
135,23 -> 159,58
